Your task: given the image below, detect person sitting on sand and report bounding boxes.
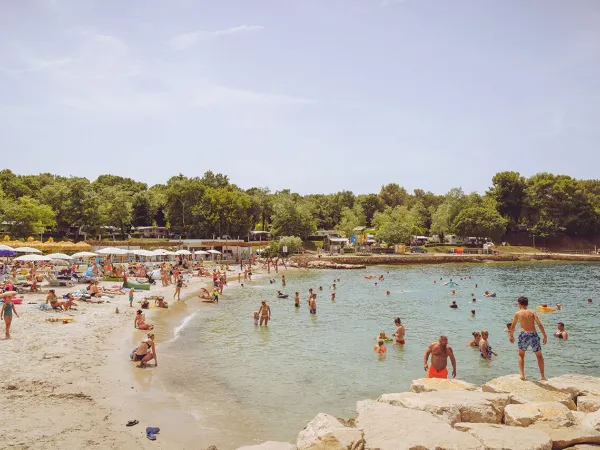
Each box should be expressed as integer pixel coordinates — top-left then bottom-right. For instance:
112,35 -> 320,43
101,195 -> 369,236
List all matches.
89,281 -> 104,297
134,310 -> 154,330
467,331 -> 481,347
46,290 -> 67,310
141,299 -> 150,309
155,297 -> 168,308
554,322 -> 568,340
131,333 -> 157,368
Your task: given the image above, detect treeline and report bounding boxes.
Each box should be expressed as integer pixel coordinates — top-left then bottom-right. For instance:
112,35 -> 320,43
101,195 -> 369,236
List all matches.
1,169 -> 599,243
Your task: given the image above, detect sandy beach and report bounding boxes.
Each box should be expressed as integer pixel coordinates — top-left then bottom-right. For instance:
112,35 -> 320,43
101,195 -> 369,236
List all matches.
0,272 -> 230,449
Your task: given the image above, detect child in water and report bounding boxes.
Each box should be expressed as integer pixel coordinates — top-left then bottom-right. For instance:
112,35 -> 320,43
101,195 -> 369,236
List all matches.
253,312 -> 259,326
374,339 -> 387,355
377,331 -> 390,341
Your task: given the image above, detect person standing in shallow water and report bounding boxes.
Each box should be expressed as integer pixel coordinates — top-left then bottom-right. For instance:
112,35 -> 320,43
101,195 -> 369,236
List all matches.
258,300 -> 271,326
509,296 -> 548,380
423,336 -> 456,379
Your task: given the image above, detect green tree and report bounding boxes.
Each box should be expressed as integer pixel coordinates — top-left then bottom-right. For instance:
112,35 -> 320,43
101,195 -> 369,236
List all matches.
379,183 -> 409,208
270,196 -> 316,239
100,187 -> 134,235
194,187 -> 253,238
131,192 -> 155,227
279,236 -> 303,254
373,206 -> 416,245
163,175 -> 205,236
488,171 -> 526,226
452,206 -> 508,241
3,196 -> 56,236
337,204 -> 366,237
0,169 -> 32,200
357,193 -> 382,227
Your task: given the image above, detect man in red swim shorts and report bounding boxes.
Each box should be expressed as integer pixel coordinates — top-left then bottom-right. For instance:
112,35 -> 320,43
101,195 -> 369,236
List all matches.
424,335 -> 456,379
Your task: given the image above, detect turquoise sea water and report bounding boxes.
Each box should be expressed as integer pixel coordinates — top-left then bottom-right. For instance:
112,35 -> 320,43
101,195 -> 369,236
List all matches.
159,262 -> 600,448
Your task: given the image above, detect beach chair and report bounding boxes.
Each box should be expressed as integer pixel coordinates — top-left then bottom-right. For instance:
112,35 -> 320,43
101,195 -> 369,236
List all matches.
44,276 -> 76,288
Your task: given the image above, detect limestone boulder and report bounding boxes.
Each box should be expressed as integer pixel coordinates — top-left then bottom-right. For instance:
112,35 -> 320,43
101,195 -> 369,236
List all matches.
548,375 -> 600,398
531,411 -> 600,449
378,390 -> 510,425
584,409 -> 600,432
482,375 -> 576,409
297,413 -> 363,450
410,377 -> 478,393
579,397 -> 600,413
504,402 -> 575,427
355,400 -> 483,450
454,422 -> 552,450
237,442 -> 296,450
563,446 -> 600,449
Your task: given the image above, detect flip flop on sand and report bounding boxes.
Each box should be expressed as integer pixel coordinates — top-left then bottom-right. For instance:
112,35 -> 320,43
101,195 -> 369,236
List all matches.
126,420 -> 139,427
146,426 -> 159,440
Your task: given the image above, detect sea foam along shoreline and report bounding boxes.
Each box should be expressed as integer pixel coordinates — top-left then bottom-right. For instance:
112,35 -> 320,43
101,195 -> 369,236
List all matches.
237,374 -> 600,450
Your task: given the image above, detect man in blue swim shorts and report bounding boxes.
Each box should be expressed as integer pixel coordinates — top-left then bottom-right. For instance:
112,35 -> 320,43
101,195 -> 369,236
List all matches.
509,296 -> 548,380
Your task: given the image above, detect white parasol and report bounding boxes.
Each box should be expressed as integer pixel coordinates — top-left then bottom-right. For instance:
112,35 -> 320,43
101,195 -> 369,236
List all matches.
13,246 -> 42,254
14,254 -> 52,261
207,249 -> 221,254
96,247 -> 129,255
71,251 -> 99,258
194,250 -> 209,255
175,249 -> 192,255
46,253 -> 74,260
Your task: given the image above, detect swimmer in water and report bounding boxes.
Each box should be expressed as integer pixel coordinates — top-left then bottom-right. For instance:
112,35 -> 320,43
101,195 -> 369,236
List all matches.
556,304 -> 562,310
554,322 -> 568,340
386,291 -> 390,296
374,339 -> 387,355
393,318 -> 405,345
319,286 -> 323,291
378,331 -> 390,341
379,275 -> 384,281
588,298 -> 593,303
331,292 -> 336,302
450,301 -> 458,309
294,292 -> 300,308
472,298 -> 477,302
504,322 -> 512,333
332,283 -> 336,290
471,309 -> 476,317
253,312 -> 259,326
467,331 -> 481,347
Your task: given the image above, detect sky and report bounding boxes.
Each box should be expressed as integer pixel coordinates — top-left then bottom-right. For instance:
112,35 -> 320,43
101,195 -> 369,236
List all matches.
1,0 -> 599,195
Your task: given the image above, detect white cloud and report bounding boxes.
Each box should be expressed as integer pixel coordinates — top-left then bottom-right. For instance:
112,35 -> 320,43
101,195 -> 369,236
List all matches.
193,85 -> 316,109
168,25 -> 264,51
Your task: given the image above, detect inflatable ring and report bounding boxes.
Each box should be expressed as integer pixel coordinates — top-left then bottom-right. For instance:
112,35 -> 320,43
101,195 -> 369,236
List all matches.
536,306 -> 555,312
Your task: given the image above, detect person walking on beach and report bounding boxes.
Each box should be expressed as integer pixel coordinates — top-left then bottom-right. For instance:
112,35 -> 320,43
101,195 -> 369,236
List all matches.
394,318 -> 405,345
424,336 -> 456,379
258,300 -> 271,326
509,296 -> 548,380
1,292 -> 19,339
129,287 -> 135,308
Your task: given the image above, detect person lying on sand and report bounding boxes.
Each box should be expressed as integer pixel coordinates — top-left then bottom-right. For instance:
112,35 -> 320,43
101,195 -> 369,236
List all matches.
198,288 -> 212,300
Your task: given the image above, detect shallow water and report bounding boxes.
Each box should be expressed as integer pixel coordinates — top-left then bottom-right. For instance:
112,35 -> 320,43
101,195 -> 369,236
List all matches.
159,262 -> 600,448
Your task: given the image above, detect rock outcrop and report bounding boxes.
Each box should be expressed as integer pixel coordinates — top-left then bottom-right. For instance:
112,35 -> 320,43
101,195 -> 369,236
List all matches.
378,390 -> 510,425
356,400 -> 483,449
239,374 -> 600,450
482,375 -> 576,409
410,377 -> 478,393
296,413 -> 363,450
454,422 -> 553,450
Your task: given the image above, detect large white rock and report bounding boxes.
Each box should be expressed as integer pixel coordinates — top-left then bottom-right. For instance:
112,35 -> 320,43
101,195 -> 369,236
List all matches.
355,400 -> 483,450
548,375 -> 600,398
579,396 -> 600,413
585,409 -> 600,432
410,378 -> 478,393
454,422 -> 552,450
378,390 -> 510,425
296,413 -> 363,450
482,375 -> 576,409
237,442 -> 296,450
504,402 -> 575,427
531,411 -> 600,449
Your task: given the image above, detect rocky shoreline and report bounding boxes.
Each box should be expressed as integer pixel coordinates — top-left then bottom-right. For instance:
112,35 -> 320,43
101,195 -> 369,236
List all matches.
236,374 -> 600,450
292,253 -> 600,268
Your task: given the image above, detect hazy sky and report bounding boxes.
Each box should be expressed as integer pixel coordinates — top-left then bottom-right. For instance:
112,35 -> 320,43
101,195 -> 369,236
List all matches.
2,0 -> 599,195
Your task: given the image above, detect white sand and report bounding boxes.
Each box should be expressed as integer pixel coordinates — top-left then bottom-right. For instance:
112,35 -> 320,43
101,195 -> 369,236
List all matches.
0,275 -> 216,449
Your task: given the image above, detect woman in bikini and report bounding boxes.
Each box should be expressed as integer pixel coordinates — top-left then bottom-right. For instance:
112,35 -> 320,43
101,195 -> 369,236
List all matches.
258,300 -> 271,326
479,330 -> 497,360
134,310 -> 154,330
467,331 -> 481,347
131,333 -> 157,367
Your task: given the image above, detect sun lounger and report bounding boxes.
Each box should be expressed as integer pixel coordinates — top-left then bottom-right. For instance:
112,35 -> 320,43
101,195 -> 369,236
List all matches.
44,276 -> 76,287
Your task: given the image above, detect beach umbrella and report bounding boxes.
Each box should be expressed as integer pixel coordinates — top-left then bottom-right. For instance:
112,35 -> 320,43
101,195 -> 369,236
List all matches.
46,253 -> 73,260
194,250 -> 209,255
153,249 -> 170,255
71,251 -> 99,258
96,247 -> 129,255
175,249 -> 192,255
14,246 -> 42,254
207,249 -> 221,254
132,249 -> 155,257
0,244 -> 15,257
14,254 -> 52,262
